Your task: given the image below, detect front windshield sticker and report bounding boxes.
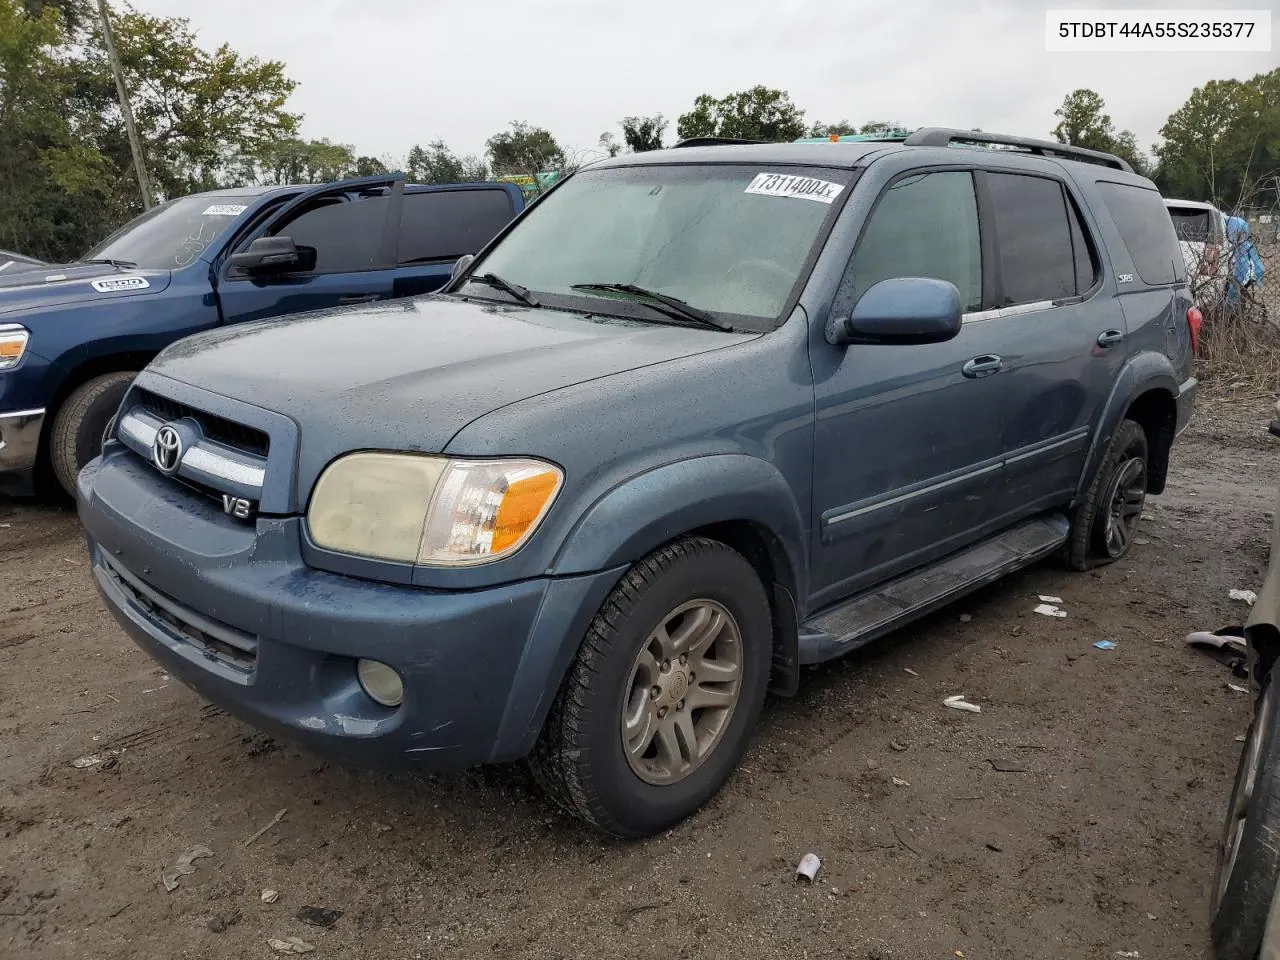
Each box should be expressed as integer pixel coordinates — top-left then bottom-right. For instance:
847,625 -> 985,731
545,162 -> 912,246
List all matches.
91,276 -> 150,293
744,173 -> 844,204
202,204 -> 248,216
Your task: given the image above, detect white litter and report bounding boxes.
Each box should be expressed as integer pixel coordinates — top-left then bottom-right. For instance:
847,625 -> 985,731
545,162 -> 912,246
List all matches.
891,777 -> 910,787
1186,631 -> 1248,655
903,668 -> 920,677
1038,595 -> 1064,604
795,853 -> 822,883
71,749 -> 121,769
161,845 -> 213,892
1116,952 -> 1141,958
943,695 -> 982,714
261,889 -> 280,904
1230,589 -> 1258,605
1034,604 -> 1067,618
267,937 -> 315,954
1228,683 -> 1250,693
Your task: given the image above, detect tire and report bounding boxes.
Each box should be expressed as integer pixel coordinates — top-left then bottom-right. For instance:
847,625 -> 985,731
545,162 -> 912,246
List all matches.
50,371 -> 137,497
1212,673 -> 1280,960
529,536 -> 772,838
1063,418 -> 1148,571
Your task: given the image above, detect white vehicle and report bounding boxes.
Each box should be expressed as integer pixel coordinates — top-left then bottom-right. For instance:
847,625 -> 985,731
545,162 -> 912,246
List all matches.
1166,199 -> 1229,307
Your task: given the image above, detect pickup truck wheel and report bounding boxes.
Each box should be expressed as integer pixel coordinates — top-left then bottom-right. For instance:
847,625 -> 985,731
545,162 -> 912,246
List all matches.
1211,673 -> 1280,960
530,536 -> 771,838
1063,418 -> 1148,571
50,371 -> 137,497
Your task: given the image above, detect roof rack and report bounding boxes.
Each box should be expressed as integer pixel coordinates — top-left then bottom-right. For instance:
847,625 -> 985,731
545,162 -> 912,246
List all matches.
672,137 -> 766,148
903,127 -> 1133,172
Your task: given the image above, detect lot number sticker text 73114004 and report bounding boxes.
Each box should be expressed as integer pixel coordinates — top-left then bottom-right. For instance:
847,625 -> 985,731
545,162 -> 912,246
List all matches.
744,173 -> 845,204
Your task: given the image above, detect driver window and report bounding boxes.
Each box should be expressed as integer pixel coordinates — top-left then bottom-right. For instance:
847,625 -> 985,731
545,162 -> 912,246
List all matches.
838,170 -> 983,314
265,193 -> 390,274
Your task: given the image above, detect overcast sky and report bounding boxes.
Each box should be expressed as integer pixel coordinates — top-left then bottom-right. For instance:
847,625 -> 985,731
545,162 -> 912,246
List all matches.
134,0 -> 1277,165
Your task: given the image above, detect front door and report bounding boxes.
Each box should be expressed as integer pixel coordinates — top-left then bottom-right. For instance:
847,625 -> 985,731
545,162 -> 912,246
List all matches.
215,176 -> 402,325
809,167 -> 1005,611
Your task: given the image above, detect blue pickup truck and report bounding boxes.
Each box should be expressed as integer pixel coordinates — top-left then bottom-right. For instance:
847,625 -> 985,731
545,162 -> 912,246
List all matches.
0,174 -> 524,496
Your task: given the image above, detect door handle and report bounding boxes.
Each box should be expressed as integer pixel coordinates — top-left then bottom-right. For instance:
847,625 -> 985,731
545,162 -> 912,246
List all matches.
962,355 -> 1003,378
338,294 -> 379,305
1096,329 -> 1125,348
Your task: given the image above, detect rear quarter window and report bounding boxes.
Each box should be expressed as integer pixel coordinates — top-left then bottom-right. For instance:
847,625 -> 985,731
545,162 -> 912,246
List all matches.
398,189 -> 516,264
1097,182 -> 1182,286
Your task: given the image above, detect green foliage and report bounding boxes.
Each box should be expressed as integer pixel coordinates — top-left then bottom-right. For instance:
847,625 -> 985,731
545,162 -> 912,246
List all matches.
620,114 -> 666,152
405,139 -> 487,184
1155,70 -> 1280,207
676,86 -> 806,142
807,120 -> 858,138
1052,88 -> 1149,176
485,121 -> 564,176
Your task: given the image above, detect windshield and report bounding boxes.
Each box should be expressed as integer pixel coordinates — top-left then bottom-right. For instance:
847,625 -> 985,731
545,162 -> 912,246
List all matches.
470,164 -> 851,329
82,194 -> 257,270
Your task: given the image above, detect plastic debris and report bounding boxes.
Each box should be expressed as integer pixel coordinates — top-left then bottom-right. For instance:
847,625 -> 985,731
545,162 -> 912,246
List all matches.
988,759 -> 1027,773
296,906 -> 342,928
267,937 -> 315,954
261,889 -> 280,904
244,808 -> 287,847
889,740 -> 909,752
1116,952 -> 1141,958
1038,595 -> 1063,604
1035,603 -> 1067,618
1186,630 -> 1248,655
1094,640 -> 1117,651
943,695 -> 982,714
1237,734 -> 1249,742
161,845 -> 213,892
71,749 -> 121,769
892,777 -> 910,787
795,853 -> 822,883
1228,683 -> 1249,693
1230,589 -> 1258,605
903,667 -> 920,678
959,614 -> 972,623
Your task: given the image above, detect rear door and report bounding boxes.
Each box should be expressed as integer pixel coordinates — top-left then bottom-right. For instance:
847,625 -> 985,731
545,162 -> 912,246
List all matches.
973,168 -> 1125,517
214,175 -> 402,325
390,185 -> 522,298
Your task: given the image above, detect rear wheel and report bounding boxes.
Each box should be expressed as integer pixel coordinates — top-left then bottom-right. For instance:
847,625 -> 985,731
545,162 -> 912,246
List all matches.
1212,674 -> 1280,960
1064,418 -> 1148,571
530,536 -> 771,838
50,371 -> 137,497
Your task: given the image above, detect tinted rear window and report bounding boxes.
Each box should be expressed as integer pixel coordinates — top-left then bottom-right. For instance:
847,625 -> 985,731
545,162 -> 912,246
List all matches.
986,173 -> 1077,304
1167,207 -> 1214,242
398,189 -> 516,264
1098,183 -> 1182,286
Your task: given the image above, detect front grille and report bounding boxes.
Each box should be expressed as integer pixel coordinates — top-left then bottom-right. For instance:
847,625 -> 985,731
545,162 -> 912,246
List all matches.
101,553 -> 258,673
133,388 -> 270,458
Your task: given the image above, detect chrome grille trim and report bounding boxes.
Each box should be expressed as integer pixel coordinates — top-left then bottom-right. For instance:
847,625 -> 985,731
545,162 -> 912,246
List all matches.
118,407 -> 266,499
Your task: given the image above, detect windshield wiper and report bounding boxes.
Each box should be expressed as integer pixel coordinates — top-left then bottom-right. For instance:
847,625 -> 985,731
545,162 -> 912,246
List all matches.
570,283 -> 733,331
82,258 -> 138,269
463,272 -> 540,307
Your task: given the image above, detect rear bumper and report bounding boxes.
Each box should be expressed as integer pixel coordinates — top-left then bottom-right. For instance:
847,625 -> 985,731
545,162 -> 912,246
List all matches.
78,450 -> 625,771
1175,376 -> 1198,437
0,407 -> 44,495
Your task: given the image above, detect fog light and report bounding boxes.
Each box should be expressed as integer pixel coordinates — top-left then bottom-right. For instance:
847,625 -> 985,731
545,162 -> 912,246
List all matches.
357,659 -> 403,707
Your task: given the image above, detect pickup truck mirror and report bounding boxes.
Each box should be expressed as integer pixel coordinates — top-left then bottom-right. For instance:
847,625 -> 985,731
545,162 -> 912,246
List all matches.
229,236 -> 316,274
827,277 -> 963,347
450,254 -> 476,283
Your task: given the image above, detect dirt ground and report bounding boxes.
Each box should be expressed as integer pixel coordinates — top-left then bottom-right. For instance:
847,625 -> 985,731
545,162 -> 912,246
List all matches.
2,395 -> 1276,960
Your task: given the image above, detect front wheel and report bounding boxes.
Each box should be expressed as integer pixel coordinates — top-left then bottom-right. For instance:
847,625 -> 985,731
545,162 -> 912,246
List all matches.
530,537 -> 772,838
49,371 -> 138,498
1064,418 -> 1148,571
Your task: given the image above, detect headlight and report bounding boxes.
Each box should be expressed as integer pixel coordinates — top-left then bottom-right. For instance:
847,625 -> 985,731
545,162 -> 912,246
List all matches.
307,453 -> 563,566
0,326 -> 29,370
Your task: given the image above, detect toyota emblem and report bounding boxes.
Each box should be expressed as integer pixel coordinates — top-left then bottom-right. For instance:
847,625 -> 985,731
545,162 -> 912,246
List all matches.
152,424 -> 184,475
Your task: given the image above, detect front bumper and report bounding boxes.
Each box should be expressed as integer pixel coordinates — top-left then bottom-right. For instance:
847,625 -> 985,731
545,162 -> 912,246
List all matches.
0,407 -> 44,495
78,450 -> 624,771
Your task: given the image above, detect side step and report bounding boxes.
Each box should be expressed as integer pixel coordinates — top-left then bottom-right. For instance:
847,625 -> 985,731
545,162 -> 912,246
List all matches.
798,512 -> 1070,665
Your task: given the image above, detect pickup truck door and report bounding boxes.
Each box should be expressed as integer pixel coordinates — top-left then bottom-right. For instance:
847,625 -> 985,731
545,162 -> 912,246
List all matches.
391,184 -> 523,298
214,175 -> 403,325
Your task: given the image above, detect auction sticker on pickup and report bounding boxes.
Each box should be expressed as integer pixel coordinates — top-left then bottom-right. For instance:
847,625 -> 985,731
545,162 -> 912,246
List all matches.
91,276 -> 150,293
744,173 -> 844,204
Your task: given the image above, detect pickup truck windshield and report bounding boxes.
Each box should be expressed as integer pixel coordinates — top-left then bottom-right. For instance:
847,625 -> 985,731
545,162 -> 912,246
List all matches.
82,194 -> 257,270
472,164 -> 851,328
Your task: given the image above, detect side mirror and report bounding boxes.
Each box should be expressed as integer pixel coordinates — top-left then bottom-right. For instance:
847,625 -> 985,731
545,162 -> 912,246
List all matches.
450,253 -> 476,284
827,277 -> 963,347
229,236 -> 315,273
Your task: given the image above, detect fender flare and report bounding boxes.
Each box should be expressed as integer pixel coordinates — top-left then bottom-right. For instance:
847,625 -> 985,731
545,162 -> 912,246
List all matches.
1074,350 -> 1179,500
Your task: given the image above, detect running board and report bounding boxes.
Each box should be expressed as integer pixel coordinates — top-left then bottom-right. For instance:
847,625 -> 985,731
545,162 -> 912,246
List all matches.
798,512 -> 1070,665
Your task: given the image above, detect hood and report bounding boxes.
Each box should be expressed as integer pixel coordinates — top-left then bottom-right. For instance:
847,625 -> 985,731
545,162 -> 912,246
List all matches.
0,264 -> 173,317
150,294 -> 755,467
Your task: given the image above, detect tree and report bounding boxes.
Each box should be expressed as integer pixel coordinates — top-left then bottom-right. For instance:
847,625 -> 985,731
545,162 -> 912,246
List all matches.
1155,71 -> 1279,206
485,121 -> 565,176
251,137 -> 356,184
808,120 -> 858,138
597,131 -> 620,158
405,139 -> 487,184
620,114 -> 666,152
1052,88 -> 1148,176
676,86 -> 807,142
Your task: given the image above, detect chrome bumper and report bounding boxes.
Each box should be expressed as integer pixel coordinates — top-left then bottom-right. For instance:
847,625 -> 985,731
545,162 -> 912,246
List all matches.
0,407 -> 45,494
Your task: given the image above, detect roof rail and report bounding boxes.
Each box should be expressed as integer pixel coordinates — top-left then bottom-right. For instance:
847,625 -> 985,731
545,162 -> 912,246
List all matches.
903,127 -> 1133,173
672,137 -> 766,148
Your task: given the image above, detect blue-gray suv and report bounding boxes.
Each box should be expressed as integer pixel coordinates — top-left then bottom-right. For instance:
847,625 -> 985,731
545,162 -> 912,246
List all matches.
77,129 -> 1199,837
